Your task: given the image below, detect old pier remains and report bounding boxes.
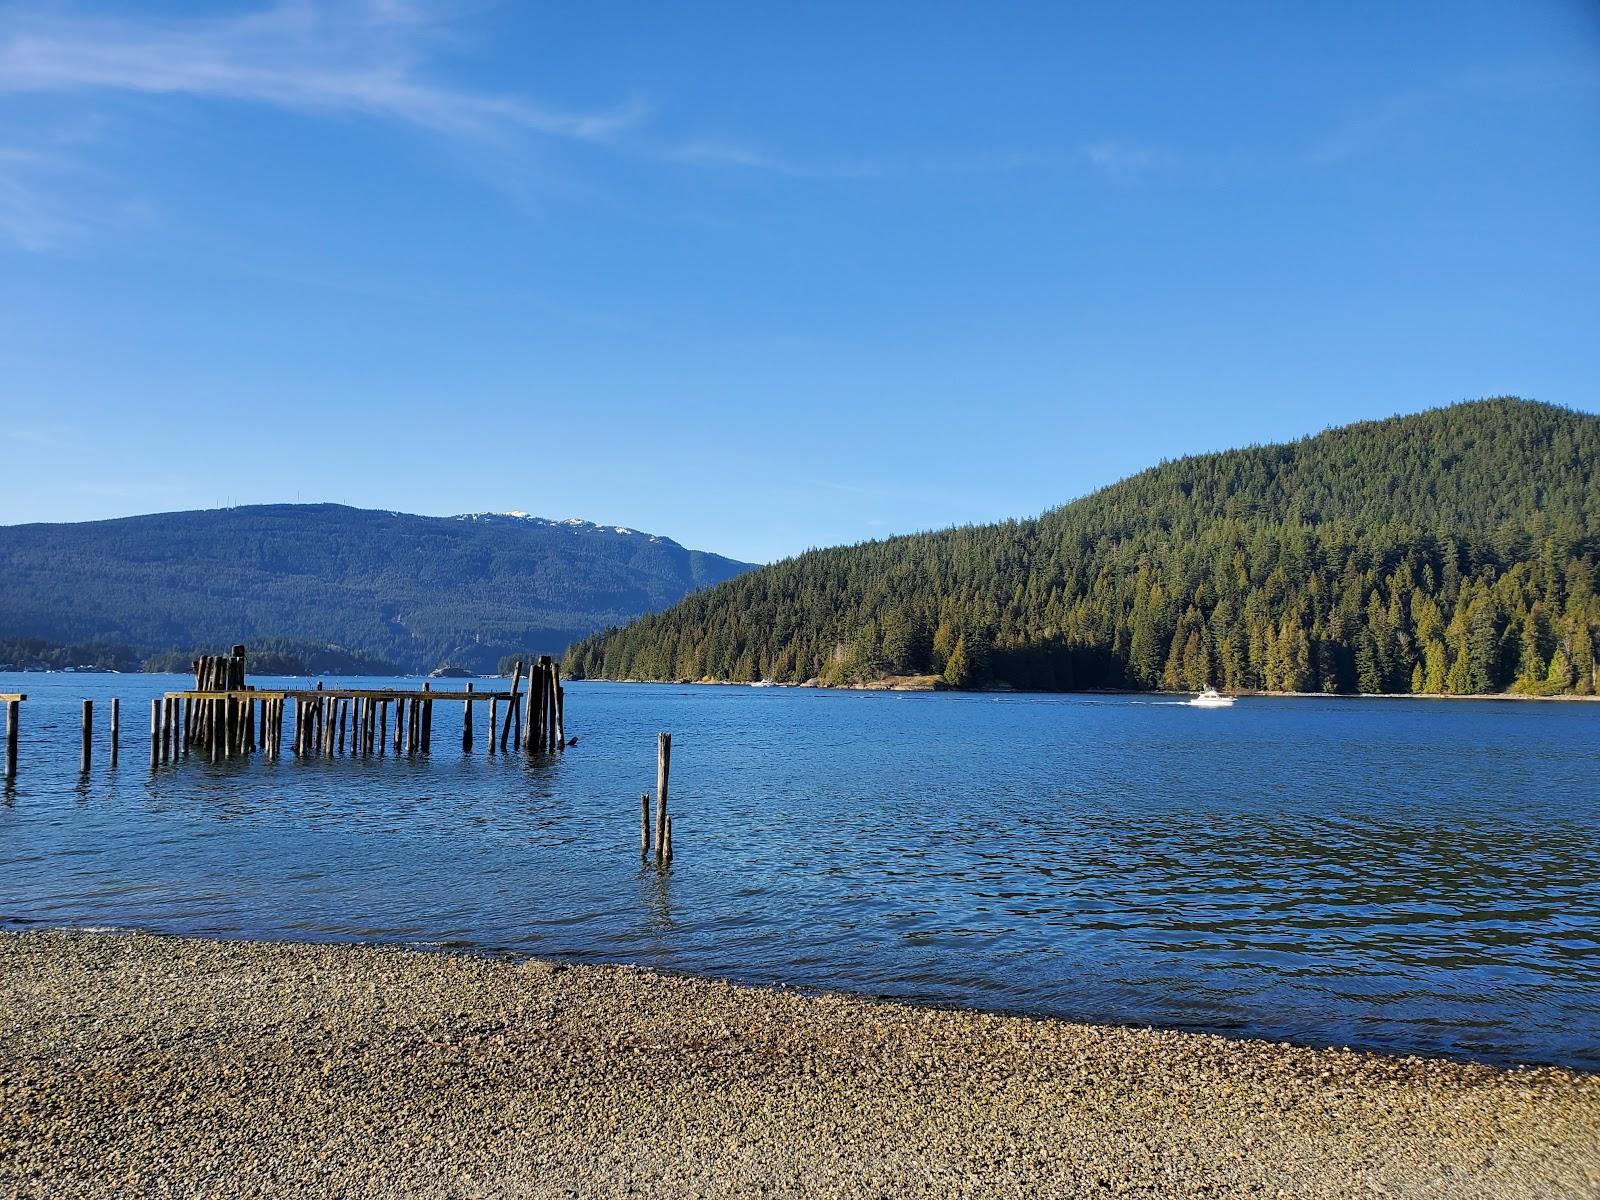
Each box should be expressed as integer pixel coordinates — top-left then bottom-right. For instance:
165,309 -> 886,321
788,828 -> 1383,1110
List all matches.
152,647 -> 567,766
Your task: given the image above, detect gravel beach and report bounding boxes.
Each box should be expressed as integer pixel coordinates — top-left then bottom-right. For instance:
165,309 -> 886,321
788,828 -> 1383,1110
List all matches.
1,930 -> 1596,1198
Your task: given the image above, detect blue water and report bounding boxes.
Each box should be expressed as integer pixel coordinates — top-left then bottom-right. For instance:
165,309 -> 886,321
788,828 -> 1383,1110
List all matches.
2,672 -> 1597,1069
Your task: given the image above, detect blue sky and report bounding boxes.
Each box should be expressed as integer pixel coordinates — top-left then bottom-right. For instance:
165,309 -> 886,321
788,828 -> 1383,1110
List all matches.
1,1 -> 1596,564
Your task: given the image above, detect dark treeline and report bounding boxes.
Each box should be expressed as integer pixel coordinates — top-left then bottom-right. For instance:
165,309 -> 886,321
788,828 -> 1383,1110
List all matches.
566,399 -> 1600,697
0,637 -> 143,673
141,639 -> 401,676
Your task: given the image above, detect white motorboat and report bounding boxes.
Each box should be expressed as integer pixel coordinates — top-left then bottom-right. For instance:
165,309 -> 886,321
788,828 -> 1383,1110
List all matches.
749,679 -> 777,688
1187,686 -> 1235,708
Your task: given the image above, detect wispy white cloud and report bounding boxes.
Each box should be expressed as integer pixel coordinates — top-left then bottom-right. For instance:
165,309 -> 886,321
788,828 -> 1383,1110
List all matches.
0,1 -> 640,143
0,0 -> 644,249
1304,60 -> 1600,165
657,139 -> 1059,181
1081,140 -> 1167,177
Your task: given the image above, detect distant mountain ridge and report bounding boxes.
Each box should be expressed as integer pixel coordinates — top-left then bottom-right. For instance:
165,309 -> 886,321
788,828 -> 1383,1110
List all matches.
0,503 -> 756,673
567,398 -> 1600,696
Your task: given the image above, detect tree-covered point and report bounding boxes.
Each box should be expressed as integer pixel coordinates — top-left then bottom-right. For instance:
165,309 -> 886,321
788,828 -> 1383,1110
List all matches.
565,399 -> 1600,697
0,637 -> 143,673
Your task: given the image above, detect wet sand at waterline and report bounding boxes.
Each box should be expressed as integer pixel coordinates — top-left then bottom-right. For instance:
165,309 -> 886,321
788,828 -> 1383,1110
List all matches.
2,932 -> 1596,1198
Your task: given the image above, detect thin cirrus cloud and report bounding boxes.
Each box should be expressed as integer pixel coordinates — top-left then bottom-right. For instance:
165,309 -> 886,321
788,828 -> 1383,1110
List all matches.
0,0 -> 640,142
0,0 -> 1156,251
0,0 -> 644,249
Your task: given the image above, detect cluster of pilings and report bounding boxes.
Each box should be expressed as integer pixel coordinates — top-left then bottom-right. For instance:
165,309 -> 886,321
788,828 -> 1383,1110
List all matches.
154,646 -> 286,766
2,647 -> 574,781
293,685 -> 438,757
155,646 -> 565,767
501,656 -> 565,753
641,731 -> 673,863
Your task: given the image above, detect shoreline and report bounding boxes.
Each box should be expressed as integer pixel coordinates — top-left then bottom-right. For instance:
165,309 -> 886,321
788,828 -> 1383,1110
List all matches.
574,676 -> 1600,702
4,930 -> 1597,1197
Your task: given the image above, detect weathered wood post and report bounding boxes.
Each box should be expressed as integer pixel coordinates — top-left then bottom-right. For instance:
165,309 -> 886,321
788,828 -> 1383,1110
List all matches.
665,814 -> 673,862
110,697 -> 120,767
488,696 -> 498,756
421,682 -> 432,754
462,682 -> 474,752
80,700 -> 92,771
4,698 -> 18,782
655,732 -> 671,864
150,698 -> 159,769
378,699 -> 388,756
501,661 -> 523,752
554,661 -> 564,748
641,793 -> 651,857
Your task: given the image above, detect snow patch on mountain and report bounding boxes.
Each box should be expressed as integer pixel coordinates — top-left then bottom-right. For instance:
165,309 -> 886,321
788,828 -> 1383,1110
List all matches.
454,512 -> 676,546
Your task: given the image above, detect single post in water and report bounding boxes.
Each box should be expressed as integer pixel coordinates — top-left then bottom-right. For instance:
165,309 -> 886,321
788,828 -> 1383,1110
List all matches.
80,699 -> 93,772
4,698 -> 19,782
641,792 -> 651,857
655,732 -> 671,865
462,682 -> 474,752
110,697 -> 120,767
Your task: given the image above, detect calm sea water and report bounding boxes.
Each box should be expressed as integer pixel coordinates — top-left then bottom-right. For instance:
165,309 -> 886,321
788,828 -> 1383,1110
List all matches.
2,672 -> 1597,1069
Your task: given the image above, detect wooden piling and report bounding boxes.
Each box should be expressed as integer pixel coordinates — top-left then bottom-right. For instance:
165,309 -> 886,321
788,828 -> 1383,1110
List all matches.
655,732 -> 671,864
4,699 -> 17,782
150,698 -> 159,769
500,661 -> 522,752
554,661 -> 564,748
80,700 -> 92,771
462,682 -> 474,752
378,699 -> 388,756
641,792 -> 651,857
110,697 -> 120,767
488,697 -> 498,755
421,683 -> 432,754
664,814 -> 673,862
522,663 -> 536,752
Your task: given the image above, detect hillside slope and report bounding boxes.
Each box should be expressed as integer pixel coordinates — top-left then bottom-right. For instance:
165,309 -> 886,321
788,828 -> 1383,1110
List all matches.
566,399 -> 1600,695
0,505 -> 754,672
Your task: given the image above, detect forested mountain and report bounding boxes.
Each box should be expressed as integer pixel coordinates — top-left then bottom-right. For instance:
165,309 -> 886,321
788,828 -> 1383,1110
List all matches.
567,399 -> 1600,696
0,506 -> 754,673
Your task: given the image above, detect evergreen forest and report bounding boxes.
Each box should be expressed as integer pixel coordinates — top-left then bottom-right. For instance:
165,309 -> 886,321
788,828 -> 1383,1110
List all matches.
566,399 -> 1600,697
